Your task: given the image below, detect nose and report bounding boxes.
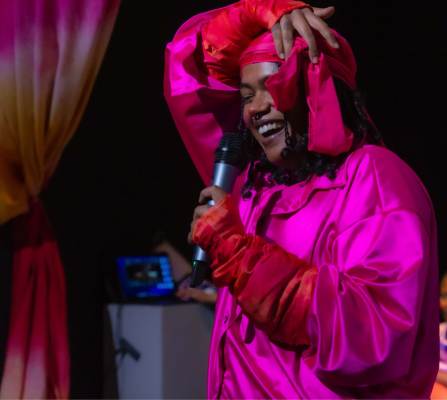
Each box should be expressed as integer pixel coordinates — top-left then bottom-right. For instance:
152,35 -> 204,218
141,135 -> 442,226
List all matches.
247,91 -> 274,122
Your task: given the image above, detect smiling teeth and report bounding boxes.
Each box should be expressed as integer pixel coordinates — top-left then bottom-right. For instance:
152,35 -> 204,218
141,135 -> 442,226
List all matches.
258,122 -> 283,135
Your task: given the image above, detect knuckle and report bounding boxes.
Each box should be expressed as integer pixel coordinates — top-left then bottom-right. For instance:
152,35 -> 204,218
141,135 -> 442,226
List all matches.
301,7 -> 312,14
280,16 -> 290,28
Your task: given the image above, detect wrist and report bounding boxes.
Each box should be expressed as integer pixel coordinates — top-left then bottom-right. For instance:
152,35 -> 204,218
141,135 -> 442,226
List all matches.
244,0 -> 311,29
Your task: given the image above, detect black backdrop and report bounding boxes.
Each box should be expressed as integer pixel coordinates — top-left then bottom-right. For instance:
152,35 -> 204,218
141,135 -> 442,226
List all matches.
0,0 -> 445,397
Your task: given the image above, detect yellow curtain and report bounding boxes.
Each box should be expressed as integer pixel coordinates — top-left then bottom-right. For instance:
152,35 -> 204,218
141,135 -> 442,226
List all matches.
0,0 -> 120,223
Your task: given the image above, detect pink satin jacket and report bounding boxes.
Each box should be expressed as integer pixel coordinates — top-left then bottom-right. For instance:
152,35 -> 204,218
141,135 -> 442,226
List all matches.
201,145 -> 438,398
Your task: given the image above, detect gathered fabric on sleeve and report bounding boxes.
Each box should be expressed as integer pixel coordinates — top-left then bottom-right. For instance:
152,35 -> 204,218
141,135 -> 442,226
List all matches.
304,147 -> 438,389
308,209 -> 433,386
193,194 -> 318,347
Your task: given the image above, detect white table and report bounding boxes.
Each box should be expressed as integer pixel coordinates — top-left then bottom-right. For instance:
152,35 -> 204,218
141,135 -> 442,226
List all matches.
106,302 -> 214,399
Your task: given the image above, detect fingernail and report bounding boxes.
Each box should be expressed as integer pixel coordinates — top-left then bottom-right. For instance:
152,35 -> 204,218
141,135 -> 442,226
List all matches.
333,42 -> 340,49
312,56 -> 319,64
279,52 -> 285,59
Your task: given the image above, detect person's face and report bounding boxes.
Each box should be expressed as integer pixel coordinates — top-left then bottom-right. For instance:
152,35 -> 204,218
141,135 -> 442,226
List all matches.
240,62 -> 306,168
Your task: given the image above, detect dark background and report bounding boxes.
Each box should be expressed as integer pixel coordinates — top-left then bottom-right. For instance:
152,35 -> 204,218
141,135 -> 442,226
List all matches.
0,1 -> 445,397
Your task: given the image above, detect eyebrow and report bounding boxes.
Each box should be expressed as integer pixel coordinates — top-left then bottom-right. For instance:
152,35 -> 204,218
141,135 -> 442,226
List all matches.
240,75 -> 270,90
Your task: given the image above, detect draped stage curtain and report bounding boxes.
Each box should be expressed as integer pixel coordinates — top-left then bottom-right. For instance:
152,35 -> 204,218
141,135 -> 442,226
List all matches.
0,0 -> 120,397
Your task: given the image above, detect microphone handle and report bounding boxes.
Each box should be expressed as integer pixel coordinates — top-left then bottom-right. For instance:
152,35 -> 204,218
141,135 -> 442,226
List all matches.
190,162 -> 240,287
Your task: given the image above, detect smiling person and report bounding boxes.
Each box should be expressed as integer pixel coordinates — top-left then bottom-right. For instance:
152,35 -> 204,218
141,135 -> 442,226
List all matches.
164,0 -> 439,398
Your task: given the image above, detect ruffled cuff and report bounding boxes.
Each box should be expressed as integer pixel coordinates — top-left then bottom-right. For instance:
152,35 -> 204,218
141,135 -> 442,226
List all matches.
192,194 -> 245,263
248,0 -> 311,29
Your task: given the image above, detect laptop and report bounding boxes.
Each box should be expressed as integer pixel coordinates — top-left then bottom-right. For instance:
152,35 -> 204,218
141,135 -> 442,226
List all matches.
115,252 -> 177,302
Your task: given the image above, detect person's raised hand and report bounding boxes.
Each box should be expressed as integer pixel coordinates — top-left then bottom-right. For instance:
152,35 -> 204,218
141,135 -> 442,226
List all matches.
271,6 -> 339,63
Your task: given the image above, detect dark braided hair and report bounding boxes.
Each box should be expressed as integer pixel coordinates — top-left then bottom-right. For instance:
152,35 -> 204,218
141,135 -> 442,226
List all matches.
240,77 -> 382,199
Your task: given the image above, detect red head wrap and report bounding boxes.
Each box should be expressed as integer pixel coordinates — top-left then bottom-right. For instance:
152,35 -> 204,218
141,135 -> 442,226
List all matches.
164,8 -> 363,184
239,30 -> 356,155
239,33 -> 284,67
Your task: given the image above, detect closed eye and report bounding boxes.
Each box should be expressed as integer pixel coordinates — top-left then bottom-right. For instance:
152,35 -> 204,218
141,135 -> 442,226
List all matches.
241,94 -> 253,104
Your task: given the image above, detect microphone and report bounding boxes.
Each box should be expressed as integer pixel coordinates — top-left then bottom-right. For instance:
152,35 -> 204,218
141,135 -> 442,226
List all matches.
190,132 -> 245,287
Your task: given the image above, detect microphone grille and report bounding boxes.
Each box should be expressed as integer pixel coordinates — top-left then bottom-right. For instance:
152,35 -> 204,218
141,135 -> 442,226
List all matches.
214,132 -> 245,167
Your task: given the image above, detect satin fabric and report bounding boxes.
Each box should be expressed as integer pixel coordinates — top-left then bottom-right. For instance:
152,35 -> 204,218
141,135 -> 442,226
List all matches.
164,6 -> 355,190
194,194 -> 316,347
239,33 -> 284,68
202,0 -> 309,86
193,145 -> 438,399
164,1 -> 309,185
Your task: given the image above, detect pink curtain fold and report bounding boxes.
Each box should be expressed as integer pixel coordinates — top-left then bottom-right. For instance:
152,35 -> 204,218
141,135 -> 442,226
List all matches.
2,201 -> 68,399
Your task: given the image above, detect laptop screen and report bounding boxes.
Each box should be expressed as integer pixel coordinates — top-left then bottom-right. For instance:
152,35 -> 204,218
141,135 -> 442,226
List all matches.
116,253 -> 176,299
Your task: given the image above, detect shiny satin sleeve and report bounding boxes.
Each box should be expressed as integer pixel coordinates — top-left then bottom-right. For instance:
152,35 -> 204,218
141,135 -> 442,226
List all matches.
306,147 -> 437,387
307,208 -> 432,386
193,195 -> 317,346
202,0 -> 309,84
308,209 -> 429,384
164,8 -> 241,184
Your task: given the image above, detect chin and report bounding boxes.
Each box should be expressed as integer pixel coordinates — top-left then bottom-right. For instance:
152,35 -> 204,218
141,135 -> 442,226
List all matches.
264,147 -> 287,167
